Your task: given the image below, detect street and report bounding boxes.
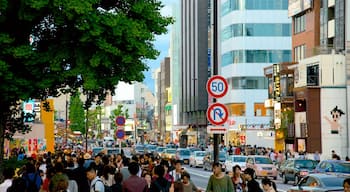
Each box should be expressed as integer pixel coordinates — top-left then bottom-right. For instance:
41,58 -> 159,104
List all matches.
183,165 -> 291,192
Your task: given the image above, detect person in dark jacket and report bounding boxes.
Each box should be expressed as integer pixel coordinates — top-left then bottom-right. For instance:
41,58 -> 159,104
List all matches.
149,165 -> 173,192
72,158 -> 89,192
243,168 -> 263,192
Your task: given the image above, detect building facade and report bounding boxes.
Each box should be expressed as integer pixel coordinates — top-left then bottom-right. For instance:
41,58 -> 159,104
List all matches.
219,0 -> 291,147
173,0 -> 209,146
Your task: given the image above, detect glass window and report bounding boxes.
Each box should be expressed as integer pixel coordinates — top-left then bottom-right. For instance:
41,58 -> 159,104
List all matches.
228,103 -> 246,116
231,77 -> 268,89
245,0 -> 288,10
222,50 -> 291,66
254,103 -> 267,116
294,14 -> 306,34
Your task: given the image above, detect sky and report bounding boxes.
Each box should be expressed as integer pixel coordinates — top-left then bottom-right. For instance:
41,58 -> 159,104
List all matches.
143,0 -> 175,94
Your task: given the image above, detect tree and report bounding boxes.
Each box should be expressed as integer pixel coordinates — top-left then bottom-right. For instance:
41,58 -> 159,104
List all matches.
0,0 -> 172,166
69,92 -> 85,134
87,106 -> 103,139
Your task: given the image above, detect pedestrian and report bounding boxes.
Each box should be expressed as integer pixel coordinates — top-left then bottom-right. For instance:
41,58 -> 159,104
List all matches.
344,178 -> 350,192
182,171 -> 201,192
122,162 -> 147,192
206,162 -> 233,192
332,150 -> 341,160
231,165 -> 245,192
261,177 -> 276,192
243,168 -> 263,192
86,166 -> 104,192
0,167 -> 14,192
314,151 -> 320,162
149,165 -> 173,192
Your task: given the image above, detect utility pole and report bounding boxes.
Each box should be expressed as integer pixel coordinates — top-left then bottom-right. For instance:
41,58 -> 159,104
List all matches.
213,0 -> 219,163
65,95 -> 68,145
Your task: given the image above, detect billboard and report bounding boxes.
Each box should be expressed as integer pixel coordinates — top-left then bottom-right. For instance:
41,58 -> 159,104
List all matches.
288,0 -> 313,17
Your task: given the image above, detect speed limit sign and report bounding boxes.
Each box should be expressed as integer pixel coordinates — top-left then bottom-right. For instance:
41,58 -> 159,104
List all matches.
206,75 -> 228,98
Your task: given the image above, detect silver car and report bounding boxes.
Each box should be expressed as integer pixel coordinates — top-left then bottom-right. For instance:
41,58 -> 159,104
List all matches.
189,151 -> 206,167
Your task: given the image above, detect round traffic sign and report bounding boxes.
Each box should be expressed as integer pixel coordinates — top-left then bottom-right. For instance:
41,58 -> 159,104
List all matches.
116,129 -> 125,139
206,75 -> 228,98
206,103 -> 229,125
116,116 -> 126,126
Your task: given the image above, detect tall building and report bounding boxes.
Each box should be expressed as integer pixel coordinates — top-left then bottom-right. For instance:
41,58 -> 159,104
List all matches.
171,0 -> 209,146
219,0 -> 291,147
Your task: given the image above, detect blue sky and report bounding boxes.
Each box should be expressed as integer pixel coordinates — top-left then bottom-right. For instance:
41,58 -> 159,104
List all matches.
143,0 -> 175,93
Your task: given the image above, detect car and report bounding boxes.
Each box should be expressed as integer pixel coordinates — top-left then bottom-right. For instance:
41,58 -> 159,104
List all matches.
288,173 -> 346,192
315,159 -> 350,175
279,159 -> 318,184
189,151 -> 206,167
134,144 -> 145,154
155,146 -> 167,157
176,148 -> 191,164
246,155 -> 278,180
145,144 -> 157,154
224,155 -> 247,173
92,147 -> 104,157
103,136 -> 115,147
162,148 -> 177,159
203,151 -> 227,171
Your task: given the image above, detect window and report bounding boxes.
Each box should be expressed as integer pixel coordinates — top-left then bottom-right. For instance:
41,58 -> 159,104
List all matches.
254,103 -> 267,116
307,65 -> 319,86
221,50 -> 291,67
294,14 -> 306,34
228,103 -> 246,116
231,77 -> 268,89
294,44 -> 305,62
245,0 -> 288,10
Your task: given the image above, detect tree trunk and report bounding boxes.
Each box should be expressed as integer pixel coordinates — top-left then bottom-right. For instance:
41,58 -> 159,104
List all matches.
0,112 -> 6,178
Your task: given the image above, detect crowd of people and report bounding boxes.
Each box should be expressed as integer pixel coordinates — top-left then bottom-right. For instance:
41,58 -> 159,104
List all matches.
2,145 -> 350,192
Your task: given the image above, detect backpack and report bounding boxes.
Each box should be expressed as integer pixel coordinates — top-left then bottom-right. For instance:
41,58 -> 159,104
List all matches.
93,179 -> 112,192
25,173 -> 39,192
153,179 -> 171,192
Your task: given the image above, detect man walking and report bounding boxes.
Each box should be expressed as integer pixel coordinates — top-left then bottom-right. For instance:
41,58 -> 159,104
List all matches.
206,163 -> 233,192
122,162 -> 147,192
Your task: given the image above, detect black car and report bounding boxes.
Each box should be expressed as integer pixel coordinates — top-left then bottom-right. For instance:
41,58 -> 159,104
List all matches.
203,151 -> 226,171
279,159 -> 318,184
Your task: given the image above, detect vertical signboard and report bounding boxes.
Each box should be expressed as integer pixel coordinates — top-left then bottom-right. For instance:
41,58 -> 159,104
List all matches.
273,64 -> 281,102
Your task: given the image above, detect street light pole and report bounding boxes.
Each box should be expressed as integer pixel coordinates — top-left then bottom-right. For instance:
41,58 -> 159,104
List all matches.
65,95 -> 68,145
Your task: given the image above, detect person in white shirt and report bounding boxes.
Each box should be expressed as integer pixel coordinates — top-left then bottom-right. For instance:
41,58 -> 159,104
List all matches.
86,166 -> 104,192
0,167 -> 14,192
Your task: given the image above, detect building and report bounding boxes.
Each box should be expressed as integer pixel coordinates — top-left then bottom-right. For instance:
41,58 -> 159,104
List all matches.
172,0 -> 209,146
219,0 -> 291,147
284,0 -> 348,159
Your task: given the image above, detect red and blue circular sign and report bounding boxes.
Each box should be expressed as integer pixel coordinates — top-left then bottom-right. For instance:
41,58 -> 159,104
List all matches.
116,129 -> 125,139
115,116 -> 126,126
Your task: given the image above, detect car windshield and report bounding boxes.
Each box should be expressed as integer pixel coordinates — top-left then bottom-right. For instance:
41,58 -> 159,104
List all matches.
167,149 -> 176,154
147,145 -> 157,150
157,147 -> 166,152
233,156 -> 247,162
196,152 -> 206,157
135,146 -> 144,150
180,150 -> 190,155
333,162 -> 350,173
255,157 -> 273,164
321,177 -> 345,187
295,160 -> 317,168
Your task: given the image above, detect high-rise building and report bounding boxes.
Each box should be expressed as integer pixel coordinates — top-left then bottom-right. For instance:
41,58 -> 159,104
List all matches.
219,0 -> 291,147
170,0 -> 209,146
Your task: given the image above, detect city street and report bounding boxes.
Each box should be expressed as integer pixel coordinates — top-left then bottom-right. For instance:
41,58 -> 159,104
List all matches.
184,165 -> 291,192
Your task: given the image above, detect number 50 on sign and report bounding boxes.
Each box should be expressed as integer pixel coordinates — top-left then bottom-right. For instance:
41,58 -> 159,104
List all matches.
206,75 -> 228,98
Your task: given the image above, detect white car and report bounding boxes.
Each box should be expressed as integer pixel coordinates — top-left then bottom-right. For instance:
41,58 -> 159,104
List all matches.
225,155 -> 247,172
189,151 -> 206,167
